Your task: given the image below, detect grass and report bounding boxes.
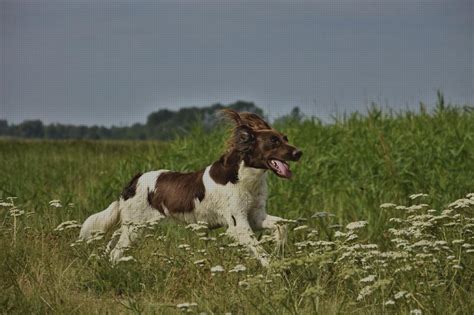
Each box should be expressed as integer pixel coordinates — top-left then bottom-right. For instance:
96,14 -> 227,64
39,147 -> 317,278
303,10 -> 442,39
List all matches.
0,105 -> 473,314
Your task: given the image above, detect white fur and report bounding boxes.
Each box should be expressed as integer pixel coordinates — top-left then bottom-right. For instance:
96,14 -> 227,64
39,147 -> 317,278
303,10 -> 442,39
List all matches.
79,162 -> 287,266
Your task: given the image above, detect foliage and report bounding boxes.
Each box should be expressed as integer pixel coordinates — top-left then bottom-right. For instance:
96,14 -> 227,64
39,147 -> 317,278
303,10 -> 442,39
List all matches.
0,101 -> 263,141
0,105 -> 473,314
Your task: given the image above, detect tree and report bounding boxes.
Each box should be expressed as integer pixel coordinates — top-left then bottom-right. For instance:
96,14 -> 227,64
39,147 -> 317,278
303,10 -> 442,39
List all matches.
0,120 -> 8,136
146,109 -> 174,126
18,120 -> 44,138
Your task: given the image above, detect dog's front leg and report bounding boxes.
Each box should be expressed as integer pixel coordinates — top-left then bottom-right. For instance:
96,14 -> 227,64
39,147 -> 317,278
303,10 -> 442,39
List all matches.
250,212 -> 291,254
226,214 -> 270,267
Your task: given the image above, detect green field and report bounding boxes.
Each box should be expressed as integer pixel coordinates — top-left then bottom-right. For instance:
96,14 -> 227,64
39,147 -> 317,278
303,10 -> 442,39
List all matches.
1,106 -> 473,314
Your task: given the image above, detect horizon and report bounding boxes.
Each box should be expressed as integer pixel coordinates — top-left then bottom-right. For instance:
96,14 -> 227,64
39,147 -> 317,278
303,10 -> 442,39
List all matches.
2,0 -> 473,127
1,92 -> 467,128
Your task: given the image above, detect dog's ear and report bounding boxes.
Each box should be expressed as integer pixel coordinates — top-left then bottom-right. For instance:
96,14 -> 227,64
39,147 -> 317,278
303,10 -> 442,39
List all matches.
219,108 -> 242,126
237,125 -> 255,144
239,112 -> 272,130
231,125 -> 255,153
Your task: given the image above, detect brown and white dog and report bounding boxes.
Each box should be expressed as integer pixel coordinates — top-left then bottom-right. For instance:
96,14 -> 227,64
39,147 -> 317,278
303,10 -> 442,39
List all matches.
79,109 -> 302,266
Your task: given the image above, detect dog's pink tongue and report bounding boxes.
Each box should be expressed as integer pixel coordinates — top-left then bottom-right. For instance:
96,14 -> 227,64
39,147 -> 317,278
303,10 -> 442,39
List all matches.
273,160 -> 292,178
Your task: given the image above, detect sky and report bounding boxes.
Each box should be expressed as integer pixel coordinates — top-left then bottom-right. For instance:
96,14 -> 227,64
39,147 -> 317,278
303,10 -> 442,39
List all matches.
1,0 -> 473,126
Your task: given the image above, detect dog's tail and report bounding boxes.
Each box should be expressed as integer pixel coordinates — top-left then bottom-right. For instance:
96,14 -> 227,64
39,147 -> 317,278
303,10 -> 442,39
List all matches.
79,200 -> 120,240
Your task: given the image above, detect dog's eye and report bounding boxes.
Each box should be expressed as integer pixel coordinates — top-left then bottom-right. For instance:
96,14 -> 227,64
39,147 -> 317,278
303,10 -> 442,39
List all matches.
270,136 -> 280,144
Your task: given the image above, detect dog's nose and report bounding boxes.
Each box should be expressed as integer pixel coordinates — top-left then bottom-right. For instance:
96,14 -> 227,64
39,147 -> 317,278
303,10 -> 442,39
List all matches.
292,149 -> 303,160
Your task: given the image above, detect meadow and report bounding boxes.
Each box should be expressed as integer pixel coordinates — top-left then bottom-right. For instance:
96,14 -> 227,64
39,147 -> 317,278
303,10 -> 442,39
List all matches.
1,105 -> 473,314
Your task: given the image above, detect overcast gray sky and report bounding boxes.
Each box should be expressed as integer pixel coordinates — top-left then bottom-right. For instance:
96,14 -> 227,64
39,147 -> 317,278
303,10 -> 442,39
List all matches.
1,0 -> 473,126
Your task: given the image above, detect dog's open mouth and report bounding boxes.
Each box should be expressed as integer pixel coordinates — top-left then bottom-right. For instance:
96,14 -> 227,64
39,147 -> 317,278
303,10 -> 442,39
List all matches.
267,159 -> 292,179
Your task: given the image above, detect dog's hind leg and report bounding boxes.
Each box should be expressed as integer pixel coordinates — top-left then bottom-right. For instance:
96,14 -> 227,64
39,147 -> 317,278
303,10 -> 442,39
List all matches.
109,202 -> 165,263
109,212 -> 164,263
109,223 -> 140,263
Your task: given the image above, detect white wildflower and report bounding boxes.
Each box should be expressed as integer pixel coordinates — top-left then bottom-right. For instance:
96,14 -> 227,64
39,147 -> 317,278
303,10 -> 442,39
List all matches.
394,290 -> 408,300
176,302 -> 198,309
360,275 -> 376,283
363,244 -> 379,250
443,222 -> 457,227
452,265 -> 463,270
238,280 -> 250,288
356,286 -> 373,301
448,198 -> 474,209
199,237 -> 216,241
410,309 -> 422,315
117,256 -> 136,263
49,200 -> 62,208
86,232 -> 104,243
346,221 -> 368,230
178,244 -> 191,249
441,209 -> 454,215
409,193 -> 428,200
380,203 -> 397,209
411,240 -> 432,247
146,219 -> 161,227
55,220 -> 81,231
9,208 -> 25,217
385,299 -> 395,306
315,241 -> 335,246
295,241 -> 317,248
462,243 -> 472,248
394,266 -> 413,273
293,225 -> 308,231
193,259 -> 206,266
229,264 -> 247,273
334,231 -> 346,238
411,221 -> 433,228
210,265 -> 225,273
346,233 -> 358,241
407,204 -> 429,211
70,239 -> 83,247
258,235 -> 275,244
389,218 -> 403,223
0,202 -> 13,207
186,223 -> 208,231
452,239 -> 464,245
227,242 -> 242,248
466,249 -> 474,253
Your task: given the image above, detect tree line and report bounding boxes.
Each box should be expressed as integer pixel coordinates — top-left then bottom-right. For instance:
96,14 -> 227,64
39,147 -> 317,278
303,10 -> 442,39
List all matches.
0,101 -> 302,140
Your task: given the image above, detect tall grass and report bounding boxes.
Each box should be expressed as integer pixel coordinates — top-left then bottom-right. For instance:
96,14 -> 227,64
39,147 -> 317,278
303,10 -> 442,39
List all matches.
0,106 -> 473,314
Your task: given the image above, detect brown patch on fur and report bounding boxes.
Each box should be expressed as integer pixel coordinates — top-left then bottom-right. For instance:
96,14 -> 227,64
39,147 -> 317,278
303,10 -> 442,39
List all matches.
121,173 -> 142,200
209,150 -> 240,185
148,170 -> 205,214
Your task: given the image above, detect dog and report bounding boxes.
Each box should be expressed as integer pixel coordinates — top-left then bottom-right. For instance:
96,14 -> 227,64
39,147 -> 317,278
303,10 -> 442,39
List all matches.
79,109 -> 302,266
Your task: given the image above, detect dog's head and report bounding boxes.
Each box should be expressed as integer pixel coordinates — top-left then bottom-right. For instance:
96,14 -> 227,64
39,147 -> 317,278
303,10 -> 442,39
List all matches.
221,109 -> 303,179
